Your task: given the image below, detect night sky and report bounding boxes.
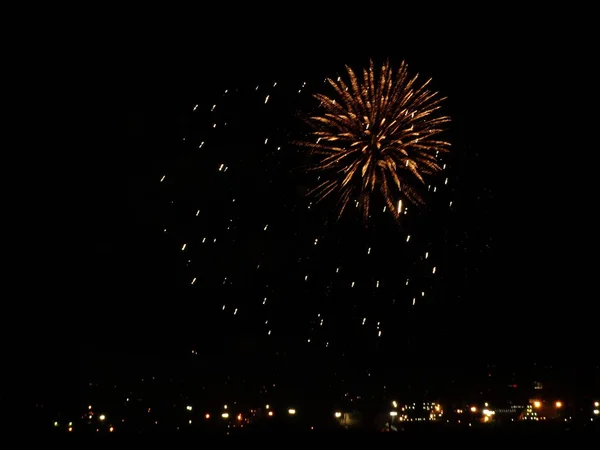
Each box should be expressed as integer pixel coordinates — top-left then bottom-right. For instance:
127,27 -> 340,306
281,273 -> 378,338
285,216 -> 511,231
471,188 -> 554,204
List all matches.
32,19 -> 597,416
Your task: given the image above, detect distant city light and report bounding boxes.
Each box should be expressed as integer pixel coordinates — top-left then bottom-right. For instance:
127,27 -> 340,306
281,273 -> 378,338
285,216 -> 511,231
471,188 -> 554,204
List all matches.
334,412 -> 342,418
288,409 -> 296,415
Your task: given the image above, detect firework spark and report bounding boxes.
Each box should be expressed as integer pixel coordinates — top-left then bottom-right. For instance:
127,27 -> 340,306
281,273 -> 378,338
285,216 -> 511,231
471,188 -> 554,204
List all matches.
296,59 -> 450,222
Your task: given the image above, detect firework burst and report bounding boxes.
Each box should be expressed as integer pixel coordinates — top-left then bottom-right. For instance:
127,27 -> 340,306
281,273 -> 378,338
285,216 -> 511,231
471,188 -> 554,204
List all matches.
296,59 -> 450,222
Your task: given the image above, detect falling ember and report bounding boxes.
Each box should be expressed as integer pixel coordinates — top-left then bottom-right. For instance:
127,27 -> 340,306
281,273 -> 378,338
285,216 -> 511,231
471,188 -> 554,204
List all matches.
295,59 -> 450,223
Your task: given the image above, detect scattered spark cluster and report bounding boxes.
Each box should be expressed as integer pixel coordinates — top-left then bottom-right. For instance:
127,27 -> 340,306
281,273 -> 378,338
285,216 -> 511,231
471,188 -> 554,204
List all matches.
153,62 -> 458,355
296,59 -> 451,222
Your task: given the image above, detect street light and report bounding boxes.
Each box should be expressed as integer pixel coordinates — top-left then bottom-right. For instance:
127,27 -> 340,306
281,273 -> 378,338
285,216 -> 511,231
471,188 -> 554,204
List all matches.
555,401 -> 562,408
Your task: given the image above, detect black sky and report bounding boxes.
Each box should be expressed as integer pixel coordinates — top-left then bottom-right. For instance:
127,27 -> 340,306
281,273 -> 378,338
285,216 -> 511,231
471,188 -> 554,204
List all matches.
29,16 -> 597,414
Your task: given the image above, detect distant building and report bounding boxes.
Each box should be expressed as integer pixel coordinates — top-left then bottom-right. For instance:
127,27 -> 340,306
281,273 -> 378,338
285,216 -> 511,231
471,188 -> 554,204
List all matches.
399,402 -> 443,422
519,399 -> 563,421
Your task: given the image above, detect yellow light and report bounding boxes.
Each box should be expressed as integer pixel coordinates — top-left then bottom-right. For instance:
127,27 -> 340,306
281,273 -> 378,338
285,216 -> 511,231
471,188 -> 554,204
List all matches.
435,405 -> 441,412
265,404 -> 270,409
595,402 -> 599,407
237,414 -> 242,421
335,412 -> 342,418
186,405 -> 193,411
288,409 -> 296,415
594,409 -> 599,415
109,426 -> 114,432
392,400 -> 398,408
390,411 -> 398,416
68,426 -> 73,432
88,405 -> 92,410
268,411 -> 273,417
470,407 -> 477,413
54,421 -> 58,427
555,401 -> 562,408
221,413 -> 229,419
99,414 -> 106,421
533,401 -> 541,408
205,413 -> 210,419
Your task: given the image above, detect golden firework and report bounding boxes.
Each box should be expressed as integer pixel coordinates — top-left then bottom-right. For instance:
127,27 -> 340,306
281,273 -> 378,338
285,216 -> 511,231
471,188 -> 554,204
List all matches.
296,59 -> 450,222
